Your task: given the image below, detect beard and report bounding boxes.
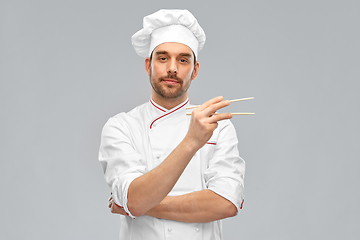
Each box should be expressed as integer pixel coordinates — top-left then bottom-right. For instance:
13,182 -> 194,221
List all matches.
150,71 -> 192,99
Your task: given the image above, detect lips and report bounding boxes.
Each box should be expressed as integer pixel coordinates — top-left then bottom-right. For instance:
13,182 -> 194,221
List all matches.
162,79 -> 179,85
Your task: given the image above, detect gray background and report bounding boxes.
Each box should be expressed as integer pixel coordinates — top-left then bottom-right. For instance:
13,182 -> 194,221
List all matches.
1,0 -> 359,239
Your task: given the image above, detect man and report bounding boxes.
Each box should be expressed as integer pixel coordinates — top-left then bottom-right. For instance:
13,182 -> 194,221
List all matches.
99,9 -> 245,239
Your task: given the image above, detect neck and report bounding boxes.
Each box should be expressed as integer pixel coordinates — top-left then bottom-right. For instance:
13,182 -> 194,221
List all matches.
151,94 -> 188,110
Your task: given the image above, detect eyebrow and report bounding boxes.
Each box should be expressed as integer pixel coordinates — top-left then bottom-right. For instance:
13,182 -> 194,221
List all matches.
154,51 -> 169,56
179,53 -> 193,58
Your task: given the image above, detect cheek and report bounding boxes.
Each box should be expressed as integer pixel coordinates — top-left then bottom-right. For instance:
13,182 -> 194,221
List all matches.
149,66 -> 157,79
150,64 -> 163,77
185,68 -> 194,79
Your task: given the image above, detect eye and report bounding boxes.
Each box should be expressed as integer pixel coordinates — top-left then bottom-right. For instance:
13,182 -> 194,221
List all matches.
158,57 -> 167,61
179,59 -> 188,63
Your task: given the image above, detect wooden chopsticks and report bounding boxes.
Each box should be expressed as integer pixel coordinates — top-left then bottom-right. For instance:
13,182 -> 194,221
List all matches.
185,97 -> 254,110
185,112 -> 254,115
185,97 -> 255,115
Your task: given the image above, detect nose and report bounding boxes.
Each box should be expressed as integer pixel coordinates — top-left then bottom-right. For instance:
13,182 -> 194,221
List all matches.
167,60 -> 177,74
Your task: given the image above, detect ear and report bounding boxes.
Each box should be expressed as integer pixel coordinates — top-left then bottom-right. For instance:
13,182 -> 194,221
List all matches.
191,61 -> 200,80
145,57 -> 151,76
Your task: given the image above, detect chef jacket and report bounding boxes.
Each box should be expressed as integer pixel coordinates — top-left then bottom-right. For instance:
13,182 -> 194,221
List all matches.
99,98 -> 245,240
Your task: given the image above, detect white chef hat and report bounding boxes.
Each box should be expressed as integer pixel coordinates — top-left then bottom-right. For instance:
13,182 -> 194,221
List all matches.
131,9 -> 206,58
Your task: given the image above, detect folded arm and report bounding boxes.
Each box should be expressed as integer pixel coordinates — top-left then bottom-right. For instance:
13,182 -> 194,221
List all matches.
109,189 -> 236,222
145,189 -> 237,223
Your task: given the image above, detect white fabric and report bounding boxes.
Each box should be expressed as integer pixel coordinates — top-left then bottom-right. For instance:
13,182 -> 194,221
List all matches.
131,9 -> 206,58
99,98 -> 245,240
149,24 -> 199,58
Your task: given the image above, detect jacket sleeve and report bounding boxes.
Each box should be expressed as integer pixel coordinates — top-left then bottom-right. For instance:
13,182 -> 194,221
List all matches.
98,115 -> 147,218
204,120 -> 245,213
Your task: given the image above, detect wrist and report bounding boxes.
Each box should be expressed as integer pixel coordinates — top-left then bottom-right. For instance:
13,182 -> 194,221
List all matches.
182,135 -> 202,153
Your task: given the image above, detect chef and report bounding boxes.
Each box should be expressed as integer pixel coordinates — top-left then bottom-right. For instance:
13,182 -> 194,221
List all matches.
99,9 -> 245,240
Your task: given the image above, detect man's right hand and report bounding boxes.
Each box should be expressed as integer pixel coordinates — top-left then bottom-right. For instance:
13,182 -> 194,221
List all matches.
108,195 -> 128,216
186,96 -> 232,149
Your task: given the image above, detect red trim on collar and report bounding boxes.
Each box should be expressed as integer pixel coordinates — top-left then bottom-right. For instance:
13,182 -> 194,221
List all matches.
150,99 -> 166,112
150,99 -> 189,129
206,142 -> 216,145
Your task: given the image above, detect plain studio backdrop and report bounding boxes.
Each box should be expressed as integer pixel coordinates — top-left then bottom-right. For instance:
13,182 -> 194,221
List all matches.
1,0 -> 359,239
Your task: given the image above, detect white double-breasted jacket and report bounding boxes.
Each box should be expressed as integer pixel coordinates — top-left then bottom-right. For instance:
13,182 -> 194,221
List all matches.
99,98 -> 245,240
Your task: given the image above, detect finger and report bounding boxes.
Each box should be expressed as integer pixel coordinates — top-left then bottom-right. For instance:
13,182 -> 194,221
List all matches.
108,200 -> 113,208
202,100 -> 231,117
195,96 -> 223,112
108,195 -> 113,201
207,113 -> 233,123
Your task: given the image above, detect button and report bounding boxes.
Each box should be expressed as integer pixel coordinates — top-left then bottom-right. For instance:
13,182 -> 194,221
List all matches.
168,228 -> 172,232
156,155 -> 161,159
195,227 -> 199,232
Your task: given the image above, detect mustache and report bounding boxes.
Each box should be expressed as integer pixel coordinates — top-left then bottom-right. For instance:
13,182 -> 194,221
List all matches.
160,73 -> 182,82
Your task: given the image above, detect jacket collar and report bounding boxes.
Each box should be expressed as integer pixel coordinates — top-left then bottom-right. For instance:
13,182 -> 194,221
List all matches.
149,98 -> 190,129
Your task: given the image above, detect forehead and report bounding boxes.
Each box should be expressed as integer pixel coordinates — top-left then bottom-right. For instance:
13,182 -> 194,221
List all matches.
153,42 -> 194,57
